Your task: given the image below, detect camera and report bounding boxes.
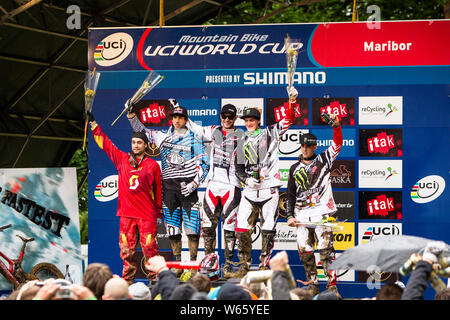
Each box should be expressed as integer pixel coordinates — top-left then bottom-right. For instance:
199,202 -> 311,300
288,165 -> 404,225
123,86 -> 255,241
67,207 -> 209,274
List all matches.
54,279 -> 73,300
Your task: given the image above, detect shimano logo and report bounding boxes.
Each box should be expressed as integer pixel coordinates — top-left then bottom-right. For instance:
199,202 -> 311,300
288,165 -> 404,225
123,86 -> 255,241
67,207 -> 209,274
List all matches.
188,109 -> 217,116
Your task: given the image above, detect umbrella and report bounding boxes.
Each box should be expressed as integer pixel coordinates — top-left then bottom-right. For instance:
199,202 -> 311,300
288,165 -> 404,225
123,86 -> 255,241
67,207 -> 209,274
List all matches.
329,235 -> 449,273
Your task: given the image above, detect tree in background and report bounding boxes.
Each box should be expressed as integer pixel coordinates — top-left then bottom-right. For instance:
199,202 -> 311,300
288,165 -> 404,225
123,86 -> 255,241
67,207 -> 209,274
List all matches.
206,0 -> 447,25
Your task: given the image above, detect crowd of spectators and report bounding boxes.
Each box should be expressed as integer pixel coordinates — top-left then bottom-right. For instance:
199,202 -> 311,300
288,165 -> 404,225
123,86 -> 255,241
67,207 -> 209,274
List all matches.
1,249 -> 448,301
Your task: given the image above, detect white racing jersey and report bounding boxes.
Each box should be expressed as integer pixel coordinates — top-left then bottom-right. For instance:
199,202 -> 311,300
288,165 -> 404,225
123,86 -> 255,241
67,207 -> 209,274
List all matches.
128,114 -> 209,191
286,126 -> 343,221
187,119 -> 243,188
235,110 -> 294,190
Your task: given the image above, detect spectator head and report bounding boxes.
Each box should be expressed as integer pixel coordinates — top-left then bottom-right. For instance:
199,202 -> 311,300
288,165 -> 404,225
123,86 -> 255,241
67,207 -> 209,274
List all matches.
376,283 -> 404,300
102,277 -> 130,300
315,290 -> 340,300
217,283 -> 252,300
83,263 -> 113,300
435,288 -> 450,300
189,273 -> 211,294
169,284 -> 198,300
128,282 -> 151,300
290,287 -> 313,300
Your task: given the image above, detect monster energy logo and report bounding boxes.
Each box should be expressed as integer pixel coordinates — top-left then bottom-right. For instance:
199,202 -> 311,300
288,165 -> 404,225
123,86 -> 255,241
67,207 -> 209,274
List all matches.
294,168 -> 309,191
244,143 -> 259,164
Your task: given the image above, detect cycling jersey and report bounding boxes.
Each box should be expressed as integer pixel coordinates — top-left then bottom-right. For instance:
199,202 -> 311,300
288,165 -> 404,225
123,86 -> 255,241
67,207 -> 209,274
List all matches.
128,114 -> 209,191
235,107 -> 295,190
187,120 -> 244,188
286,125 -> 343,221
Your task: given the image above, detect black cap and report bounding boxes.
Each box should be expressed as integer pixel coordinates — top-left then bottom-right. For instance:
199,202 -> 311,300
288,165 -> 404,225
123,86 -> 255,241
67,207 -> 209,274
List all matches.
240,108 -> 261,120
300,133 -> 317,145
169,106 -> 188,119
221,104 -> 237,116
132,131 -> 149,144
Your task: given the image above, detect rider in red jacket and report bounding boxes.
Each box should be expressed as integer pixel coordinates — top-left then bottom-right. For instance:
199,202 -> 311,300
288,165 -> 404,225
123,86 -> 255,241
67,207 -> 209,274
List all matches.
90,116 -> 162,284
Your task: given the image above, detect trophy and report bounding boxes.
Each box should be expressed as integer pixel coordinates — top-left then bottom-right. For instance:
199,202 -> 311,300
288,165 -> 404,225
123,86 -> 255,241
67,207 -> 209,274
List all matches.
82,68 -> 101,151
285,34 -> 302,111
111,70 -> 164,126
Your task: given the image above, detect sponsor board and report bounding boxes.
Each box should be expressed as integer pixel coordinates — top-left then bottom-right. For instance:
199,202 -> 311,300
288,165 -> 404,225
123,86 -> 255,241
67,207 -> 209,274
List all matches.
358,96 -> 403,125
359,191 -> 402,220
411,175 -> 446,204
135,99 -> 173,127
94,175 -> 119,202
94,32 -> 134,67
179,99 -> 220,127
359,128 -> 403,157
332,191 -> 355,220
278,129 -> 309,158
358,222 -> 402,244
332,222 -> 355,251
311,97 -> 356,126
265,97 -> 309,126
312,128 -> 356,157
330,160 -> 355,188
279,160 -> 299,188
358,160 -> 402,188
221,98 -> 264,127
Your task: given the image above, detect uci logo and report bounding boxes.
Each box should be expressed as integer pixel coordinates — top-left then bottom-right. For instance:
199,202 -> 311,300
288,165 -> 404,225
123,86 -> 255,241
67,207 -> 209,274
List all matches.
94,175 -> 118,202
411,175 -> 446,204
94,32 -> 133,66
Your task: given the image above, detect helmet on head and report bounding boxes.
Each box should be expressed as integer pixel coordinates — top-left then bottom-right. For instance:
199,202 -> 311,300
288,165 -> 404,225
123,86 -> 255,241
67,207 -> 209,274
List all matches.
199,253 -> 219,281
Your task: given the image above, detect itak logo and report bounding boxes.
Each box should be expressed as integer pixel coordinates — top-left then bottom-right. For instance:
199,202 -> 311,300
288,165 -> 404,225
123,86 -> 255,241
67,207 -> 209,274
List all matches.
320,100 -> 348,121
94,32 -> 133,66
411,175 -> 446,204
94,175 -> 118,202
367,194 -> 394,217
367,131 -> 395,154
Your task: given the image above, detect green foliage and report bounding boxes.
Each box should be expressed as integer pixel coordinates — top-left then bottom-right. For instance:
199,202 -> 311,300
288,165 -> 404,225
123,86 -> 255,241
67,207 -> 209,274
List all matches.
68,148 -> 88,244
205,0 -> 445,25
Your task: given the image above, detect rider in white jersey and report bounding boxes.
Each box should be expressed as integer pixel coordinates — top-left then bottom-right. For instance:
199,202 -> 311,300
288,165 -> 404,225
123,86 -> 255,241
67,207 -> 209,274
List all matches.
231,86 -> 298,278
286,113 -> 343,297
186,104 -> 244,277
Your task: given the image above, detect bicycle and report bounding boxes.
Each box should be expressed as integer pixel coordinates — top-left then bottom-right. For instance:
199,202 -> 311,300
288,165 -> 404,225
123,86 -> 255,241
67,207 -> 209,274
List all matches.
0,224 -> 64,289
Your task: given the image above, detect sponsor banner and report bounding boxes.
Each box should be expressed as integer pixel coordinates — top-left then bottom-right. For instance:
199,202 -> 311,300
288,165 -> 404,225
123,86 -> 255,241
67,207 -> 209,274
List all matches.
359,191 -> 402,220
278,129 -> 309,158
358,160 -> 402,188
278,190 -> 288,219
0,168 -> 82,289
358,96 -> 403,125
179,99 -> 220,126
411,175 -> 446,204
332,191 -> 355,220
310,20 -> 450,67
312,128 -> 356,157
358,222 -> 402,244
311,97 -> 356,126
94,32 -> 134,67
330,160 -> 355,188
134,99 -> 173,127
94,175 -> 119,202
279,160 -> 299,188
332,222 -> 355,251
265,97 -> 309,126
315,252 -> 355,282
221,98 -> 264,127
359,128 -> 403,157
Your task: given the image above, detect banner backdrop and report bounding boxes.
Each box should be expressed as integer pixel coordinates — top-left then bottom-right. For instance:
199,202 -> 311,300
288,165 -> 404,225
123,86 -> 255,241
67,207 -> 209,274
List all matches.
88,20 -> 450,299
0,168 -> 82,290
